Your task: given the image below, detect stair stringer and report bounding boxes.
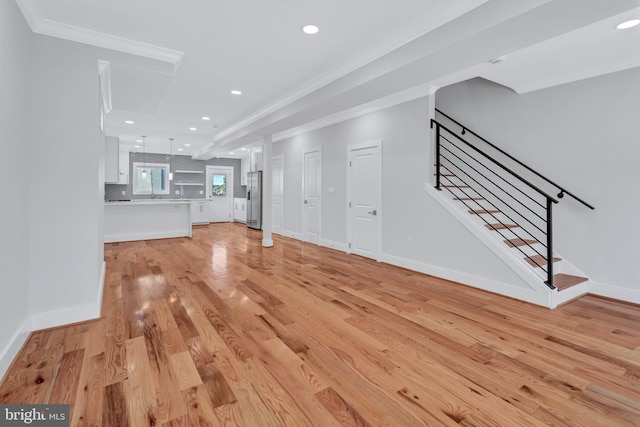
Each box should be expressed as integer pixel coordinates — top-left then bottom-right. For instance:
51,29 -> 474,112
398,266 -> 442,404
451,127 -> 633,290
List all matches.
424,182 -> 559,307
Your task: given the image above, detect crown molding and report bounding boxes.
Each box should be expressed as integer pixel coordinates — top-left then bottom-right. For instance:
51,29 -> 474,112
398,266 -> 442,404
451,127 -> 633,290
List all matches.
15,0 -> 184,69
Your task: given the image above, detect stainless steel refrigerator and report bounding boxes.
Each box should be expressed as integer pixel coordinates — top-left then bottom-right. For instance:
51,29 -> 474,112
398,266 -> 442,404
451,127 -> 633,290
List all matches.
246,171 -> 262,229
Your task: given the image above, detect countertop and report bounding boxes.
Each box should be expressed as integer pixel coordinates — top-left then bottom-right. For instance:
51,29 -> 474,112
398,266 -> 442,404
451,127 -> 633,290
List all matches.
105,199 -> 195,206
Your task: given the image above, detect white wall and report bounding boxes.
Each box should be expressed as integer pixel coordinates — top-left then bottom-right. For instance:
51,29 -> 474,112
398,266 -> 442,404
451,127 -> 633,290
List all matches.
0,0 -> 32,375
27,35 -> 105,326
273,98 -> 532,294
436,69 -> 640,300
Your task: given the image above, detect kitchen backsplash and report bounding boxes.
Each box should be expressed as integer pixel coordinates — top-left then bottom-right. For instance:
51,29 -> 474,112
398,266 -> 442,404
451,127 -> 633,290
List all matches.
105,153 -> 245,201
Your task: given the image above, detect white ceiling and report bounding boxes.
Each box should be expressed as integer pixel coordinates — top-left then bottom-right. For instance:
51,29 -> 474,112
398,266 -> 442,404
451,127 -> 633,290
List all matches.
15,0 -> 640,158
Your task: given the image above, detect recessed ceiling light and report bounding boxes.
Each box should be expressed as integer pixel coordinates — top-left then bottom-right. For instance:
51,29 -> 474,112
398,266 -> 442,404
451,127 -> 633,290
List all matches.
230,90 -> 242,95
185,144 -> 191,147
302,25 -> 319,35
125,120 -> 134,124
135,139 -> 142,143
201,116 -> 211,121
616,19 -> 640,30
229,152 -> 234,155
177,148 -> 184,151
189,127 -> 197,131
134,145 -> 141,148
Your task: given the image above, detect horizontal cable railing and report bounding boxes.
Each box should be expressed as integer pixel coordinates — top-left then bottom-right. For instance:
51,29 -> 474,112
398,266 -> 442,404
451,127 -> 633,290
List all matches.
435,109 -> 595,210
431,110 -> 595,290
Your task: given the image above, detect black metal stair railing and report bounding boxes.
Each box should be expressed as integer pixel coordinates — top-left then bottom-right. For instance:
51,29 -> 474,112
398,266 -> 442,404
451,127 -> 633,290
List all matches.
431,109 -> 594,290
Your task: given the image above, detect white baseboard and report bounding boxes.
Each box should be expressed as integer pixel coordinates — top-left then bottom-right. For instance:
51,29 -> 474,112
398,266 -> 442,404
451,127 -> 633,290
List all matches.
30,302 -> 101,331
240,223 -> 640,307
31,261 -> 105,330
423,184 -> 549,293
280,229 -> 302,240
276,231 -> 346,252
588,280 -> 640,305
276,224 -> 552,306
105,230 -> 190,243
319,238 -> 348,252
0,261 -> 106,381
0,317 -> 32,383
381,253 -> 552,307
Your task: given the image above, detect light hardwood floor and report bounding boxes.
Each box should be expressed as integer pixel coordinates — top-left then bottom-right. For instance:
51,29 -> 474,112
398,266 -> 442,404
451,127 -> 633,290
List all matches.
1,222 -> 639,426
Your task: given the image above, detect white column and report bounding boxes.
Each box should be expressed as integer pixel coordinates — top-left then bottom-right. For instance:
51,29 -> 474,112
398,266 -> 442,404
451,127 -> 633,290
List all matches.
261,135 -> 273,247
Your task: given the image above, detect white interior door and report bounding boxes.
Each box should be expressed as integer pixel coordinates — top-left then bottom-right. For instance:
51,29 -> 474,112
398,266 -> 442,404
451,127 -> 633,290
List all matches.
303,148 -> 321,244
206,166 -> 233,222
348,142 -> 381,260
272,155 -> 284,235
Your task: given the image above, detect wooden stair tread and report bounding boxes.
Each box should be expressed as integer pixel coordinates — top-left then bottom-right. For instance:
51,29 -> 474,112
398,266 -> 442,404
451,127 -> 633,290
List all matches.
553,273 -> 588,290
504,239 -> 538,248
454,197 -> 484,201
434,173 -> 455,177
485,223 -> 518,230
524,254 -> 561,268
469,209 -> 499,215
442,185 -> 470,188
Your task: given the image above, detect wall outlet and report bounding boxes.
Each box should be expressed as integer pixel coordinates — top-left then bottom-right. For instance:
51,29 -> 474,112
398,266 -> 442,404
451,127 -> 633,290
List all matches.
175,190 -> 180,195
199,190 -> 203,195
121,191 -> 125,195
408,237 -> 414,247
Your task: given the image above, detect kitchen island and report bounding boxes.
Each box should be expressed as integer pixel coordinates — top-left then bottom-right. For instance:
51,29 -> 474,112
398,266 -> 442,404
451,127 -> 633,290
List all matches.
104,200 -> 192,243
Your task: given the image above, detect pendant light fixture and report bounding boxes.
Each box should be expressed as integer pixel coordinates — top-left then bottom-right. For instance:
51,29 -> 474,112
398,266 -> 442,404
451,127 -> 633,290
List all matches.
141,135 -> 147,179
168,138 -> 174,181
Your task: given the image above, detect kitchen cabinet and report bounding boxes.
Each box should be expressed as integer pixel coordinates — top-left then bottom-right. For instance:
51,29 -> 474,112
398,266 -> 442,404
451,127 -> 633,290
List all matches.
234,198 -> 247,222
105,200 -> 191,242
118,149 -> 129,184
251,150 -> 263,172
190,200 -> 212,224
104,136 -> 119,183
241,157 -> 249,186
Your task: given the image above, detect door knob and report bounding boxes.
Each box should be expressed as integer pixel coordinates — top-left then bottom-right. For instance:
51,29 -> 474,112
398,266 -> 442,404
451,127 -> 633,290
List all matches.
368,210 -> 377,216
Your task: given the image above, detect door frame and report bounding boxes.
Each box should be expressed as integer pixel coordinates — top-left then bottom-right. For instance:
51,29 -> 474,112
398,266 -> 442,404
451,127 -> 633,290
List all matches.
346,140 -> 382,260
302,147 -> 322,244
206,165 -> 234,222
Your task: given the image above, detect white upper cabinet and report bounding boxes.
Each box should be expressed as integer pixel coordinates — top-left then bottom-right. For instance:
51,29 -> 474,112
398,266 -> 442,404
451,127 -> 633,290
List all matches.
104,136 -> 119,184
251,150 -> 263,172
241,157 -> 248,186
118,149 -> 129,185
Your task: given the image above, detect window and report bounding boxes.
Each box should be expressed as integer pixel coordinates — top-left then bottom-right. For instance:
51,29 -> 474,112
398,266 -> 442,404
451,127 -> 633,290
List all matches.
212,174 -> 226,196
133,162 -> 170,195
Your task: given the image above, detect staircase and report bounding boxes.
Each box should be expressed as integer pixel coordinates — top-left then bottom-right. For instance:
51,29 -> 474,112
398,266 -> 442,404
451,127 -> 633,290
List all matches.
430,109 -> 593,307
